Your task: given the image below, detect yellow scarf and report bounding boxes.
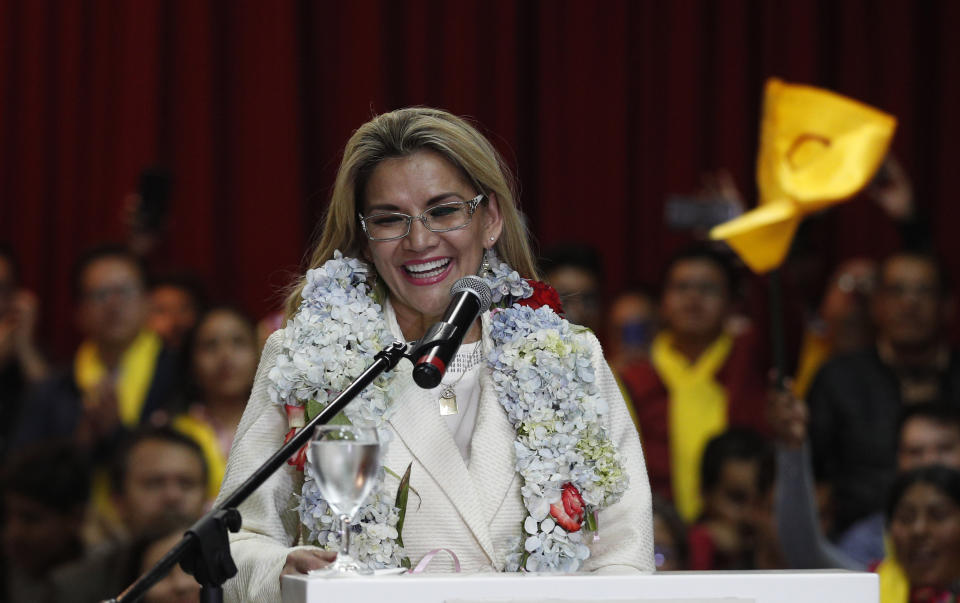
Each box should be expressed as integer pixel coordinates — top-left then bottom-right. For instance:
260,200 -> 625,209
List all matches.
652,331 -> 733,522
74,330 -> 162,427
173,412 -> 227,500
75,330 -> 163,540
877,555 -> 909,603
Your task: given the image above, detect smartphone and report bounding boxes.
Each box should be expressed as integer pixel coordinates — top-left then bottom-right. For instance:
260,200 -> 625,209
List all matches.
664,195 -> 740,231
136,167 -> 172,232
869,161 -> 893,189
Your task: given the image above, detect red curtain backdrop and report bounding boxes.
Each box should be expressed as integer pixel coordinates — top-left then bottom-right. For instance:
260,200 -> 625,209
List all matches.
2,0 -> 959,360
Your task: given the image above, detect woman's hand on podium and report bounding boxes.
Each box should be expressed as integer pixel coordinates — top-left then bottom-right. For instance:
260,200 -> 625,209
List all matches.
282,548 -> 337,580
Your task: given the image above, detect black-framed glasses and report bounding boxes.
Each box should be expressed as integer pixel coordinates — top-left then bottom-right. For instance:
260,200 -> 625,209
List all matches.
359,194 -> 485,242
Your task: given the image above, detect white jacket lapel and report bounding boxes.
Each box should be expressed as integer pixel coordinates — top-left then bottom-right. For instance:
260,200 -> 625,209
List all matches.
386,359 -> 498,562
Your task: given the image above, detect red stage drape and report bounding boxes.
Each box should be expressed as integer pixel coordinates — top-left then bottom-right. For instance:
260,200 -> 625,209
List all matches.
1,0 -> 959,360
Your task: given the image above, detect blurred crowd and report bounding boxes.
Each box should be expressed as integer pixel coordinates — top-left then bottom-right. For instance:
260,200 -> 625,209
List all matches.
0,242 -> 258,602
3,157 -> 960,601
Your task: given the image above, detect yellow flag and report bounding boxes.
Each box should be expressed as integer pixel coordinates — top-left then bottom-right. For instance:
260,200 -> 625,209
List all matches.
711,78 -> 897,273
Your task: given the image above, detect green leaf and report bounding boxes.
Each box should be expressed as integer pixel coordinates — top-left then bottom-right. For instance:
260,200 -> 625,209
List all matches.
400,556 -> 411,570
305,400 -> 324,421
304,400 -> 353,425
571,324 -> 592,336
584,509 -> 598,532
394,462 -> 413,547
328,412 -> 353,426
305,399 -> 352,425
385,466 -> 421,506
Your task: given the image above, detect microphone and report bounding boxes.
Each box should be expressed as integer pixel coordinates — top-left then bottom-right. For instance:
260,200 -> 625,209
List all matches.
412,276 -> 492,389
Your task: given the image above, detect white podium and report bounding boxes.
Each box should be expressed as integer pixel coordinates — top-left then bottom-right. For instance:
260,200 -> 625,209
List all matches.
281,569 -> 878,603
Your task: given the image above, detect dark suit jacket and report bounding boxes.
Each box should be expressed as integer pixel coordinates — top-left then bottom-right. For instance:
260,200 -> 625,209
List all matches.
807,346 -> 960,535
0,360 -> 26,458
11,346 -> 180,458
50,541 -> 134,603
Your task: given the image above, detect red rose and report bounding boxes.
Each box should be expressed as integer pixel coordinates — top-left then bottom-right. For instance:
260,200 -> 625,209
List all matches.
283,427 -> 308,471
516,280 -> 564,316
549,483 -> 586,532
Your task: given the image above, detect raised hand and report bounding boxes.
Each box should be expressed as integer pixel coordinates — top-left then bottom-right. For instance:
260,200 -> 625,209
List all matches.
767,375 -> 808,448
0,289 -> 48,381
867,155 -> 914,221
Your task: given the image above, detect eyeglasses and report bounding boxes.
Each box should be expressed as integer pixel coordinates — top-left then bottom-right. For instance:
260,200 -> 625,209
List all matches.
83,284 -> 143,304
880,282 -> 940,300
665,279 -> 726,298
359,194 -> 485,242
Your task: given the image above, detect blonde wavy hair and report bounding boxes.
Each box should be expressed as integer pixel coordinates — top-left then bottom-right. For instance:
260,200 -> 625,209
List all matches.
284,107 -> 539,319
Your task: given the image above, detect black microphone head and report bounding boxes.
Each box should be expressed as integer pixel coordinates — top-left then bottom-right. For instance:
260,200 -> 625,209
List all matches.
411,276 -> 492,390
413,362 -> 442,388
452,275 -> 492,312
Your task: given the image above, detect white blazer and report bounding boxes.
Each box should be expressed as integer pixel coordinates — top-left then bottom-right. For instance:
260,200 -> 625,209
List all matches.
216,312 -> 655,602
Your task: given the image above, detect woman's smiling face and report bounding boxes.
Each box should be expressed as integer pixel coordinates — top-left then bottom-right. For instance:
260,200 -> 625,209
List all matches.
890,482 -> 960,589
361,150 -> 501,340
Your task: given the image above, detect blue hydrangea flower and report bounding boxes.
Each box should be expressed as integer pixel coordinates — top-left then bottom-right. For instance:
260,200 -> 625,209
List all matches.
269,251 -> 627,573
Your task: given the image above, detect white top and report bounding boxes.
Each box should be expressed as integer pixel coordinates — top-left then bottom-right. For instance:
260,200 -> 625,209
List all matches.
436,342 -> 483,461
384,300 -> 483,461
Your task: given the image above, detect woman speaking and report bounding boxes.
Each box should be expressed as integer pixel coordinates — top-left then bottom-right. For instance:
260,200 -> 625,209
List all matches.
216,107 -> 654,601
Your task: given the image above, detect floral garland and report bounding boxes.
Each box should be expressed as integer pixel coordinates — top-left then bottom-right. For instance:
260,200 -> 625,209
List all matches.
267,252 -> 404,569
267,251 -> 628,572
490,304 -> 629,571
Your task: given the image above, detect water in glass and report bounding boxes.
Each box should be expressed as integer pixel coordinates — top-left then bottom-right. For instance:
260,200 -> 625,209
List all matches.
305,425 -> 381,577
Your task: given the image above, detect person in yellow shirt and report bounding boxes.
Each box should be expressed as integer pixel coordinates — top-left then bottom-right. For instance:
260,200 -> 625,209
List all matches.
11,245 -> 181,545
621,246 -> 769,522
13,245 -> 179,452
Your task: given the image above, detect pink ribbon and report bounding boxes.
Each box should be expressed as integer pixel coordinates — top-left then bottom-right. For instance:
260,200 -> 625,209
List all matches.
411,548 -> 461,574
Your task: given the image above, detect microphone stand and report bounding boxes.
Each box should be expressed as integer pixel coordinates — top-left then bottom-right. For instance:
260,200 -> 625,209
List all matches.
108,341 -> 412,603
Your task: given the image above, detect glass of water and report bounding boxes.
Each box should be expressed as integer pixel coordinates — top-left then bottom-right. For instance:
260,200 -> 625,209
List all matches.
307,424 -> 381,576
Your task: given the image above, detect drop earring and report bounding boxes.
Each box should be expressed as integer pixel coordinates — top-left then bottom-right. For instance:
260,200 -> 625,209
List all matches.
478,246 -> 497,279
364,262 -> 382,300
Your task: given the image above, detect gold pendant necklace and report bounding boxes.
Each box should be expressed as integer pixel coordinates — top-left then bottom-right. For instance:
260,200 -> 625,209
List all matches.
437,343 -> 482,416
438,386 -> 459,416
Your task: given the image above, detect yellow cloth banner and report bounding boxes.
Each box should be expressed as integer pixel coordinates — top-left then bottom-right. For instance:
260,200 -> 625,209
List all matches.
711,78 -> 897,273
652,331 -> 733,522
75,330 -> 162,427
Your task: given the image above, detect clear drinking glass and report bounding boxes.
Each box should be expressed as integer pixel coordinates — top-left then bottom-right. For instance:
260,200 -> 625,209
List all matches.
307,424 -> 381,576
